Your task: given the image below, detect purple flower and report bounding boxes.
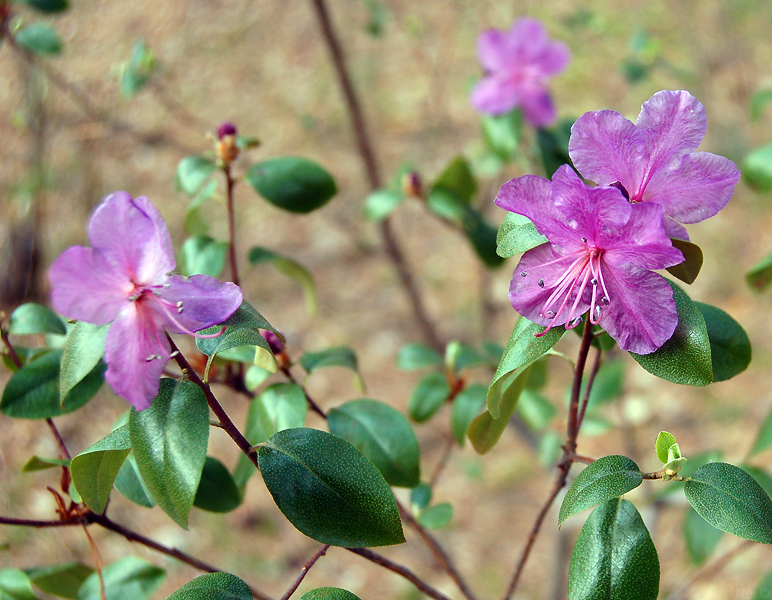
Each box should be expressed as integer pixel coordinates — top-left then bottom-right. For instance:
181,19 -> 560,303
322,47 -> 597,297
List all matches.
568,90 -> 741,239
49,192 -> 242,410
496,166 -> 684,354
470,18 -> 570,127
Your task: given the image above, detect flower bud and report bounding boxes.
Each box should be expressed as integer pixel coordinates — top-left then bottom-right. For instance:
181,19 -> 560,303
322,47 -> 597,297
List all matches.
261,330 -> 285,355
216,121 -> 239,166
216,121 -> 237,139
402,171 -> 423,198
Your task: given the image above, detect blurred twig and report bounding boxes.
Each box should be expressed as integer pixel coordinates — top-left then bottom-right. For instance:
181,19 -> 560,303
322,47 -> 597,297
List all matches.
279,544 -> 329,600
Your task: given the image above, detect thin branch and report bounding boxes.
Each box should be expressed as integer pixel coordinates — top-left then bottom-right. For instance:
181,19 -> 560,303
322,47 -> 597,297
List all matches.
347,548 -> 453,600
428,435 -> 455,487
665,539 -> 755,600
225,165 -> 240,287
576,346 -> 602,430
81,524 -> 107,600
308,0 -> 443,353
0,515 -> 84,528
280,366 -> 327,419
279,545 -> 330,600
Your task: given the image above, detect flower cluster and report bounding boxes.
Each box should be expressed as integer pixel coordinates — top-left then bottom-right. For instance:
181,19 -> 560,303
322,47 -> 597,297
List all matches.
49,192 -> 243,410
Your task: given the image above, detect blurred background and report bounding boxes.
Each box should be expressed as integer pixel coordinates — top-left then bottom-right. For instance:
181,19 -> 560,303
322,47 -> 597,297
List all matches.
2,0 -> 772,598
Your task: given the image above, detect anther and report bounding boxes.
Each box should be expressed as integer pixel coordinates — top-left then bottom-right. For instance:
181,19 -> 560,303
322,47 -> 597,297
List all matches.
176,301 -> 184,314
591,278 -> 597,286
538,278 -> 544,288
580,237 -> 587,243
601,297 -> 610,305
595,305 -> 602,317
520,271 -> 527,277
570,316 -> 583,328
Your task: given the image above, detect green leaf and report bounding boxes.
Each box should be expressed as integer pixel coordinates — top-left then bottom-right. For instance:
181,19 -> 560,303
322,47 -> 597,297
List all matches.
495,212 -> 548,258
182,235 -> 227,278
559,455 -> 643,527
364,189 -> 403,222
113,454 -> 155,508
744,465 -> 772,498
77,557 -> 164,600
328,399 -> 420,488
751,89 -> 772,121
630,280 -> 713,386
19,0 -> 69,13
396,343 -> 443,370
15,24 -> 63,55
743,144 -> 772,192
568,498 -> 659,600
684,507 -> 723,565
515,388 -> 555,431
1,350 -> 105,419
60,322 -> 108,401
462,209 -> 506,267
666,239 -> 703,284
416,503 -> 453,529
166,573 -> 252,600
754,571 -> 772,600
120,39 -> 158,98
26,563 -> 93,599
248,246 -> 317,316
684,462 -> 772,544
246,157 -> 337,213
176,156 -> 217,197
0,569 -> 38,600
410,482 -> 432,511
300,588 -> 362,600
487,317 -> 565,419
425,189 -> 467,222
21,456 -> 69,472
450,384 -> 486,446
481,110 -> 522,161
695,302 -> 751,382
9,303 -> 66,335
750,404 -> 772,457
300,347 -> 363,391
70,425 -> 131,514
407,372 -> 450,423
129,379 -> 209,528
655,431 -> 678,464
193,457 -> 242,513
536,119 -> 574,178
258,427 -> 404,547
747,249 -> 772,291
432,156 -> 476,204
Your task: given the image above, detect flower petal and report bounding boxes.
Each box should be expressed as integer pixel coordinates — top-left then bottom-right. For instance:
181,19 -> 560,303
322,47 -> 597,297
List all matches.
598,264 -> 677,354
470,76 -> 520,115
88,192 -> 175,285
476,29 -> 510,72
639,151 -> 741,224
153,274 -> 243,334
535,40 -> 571,76
49,246 -> 130,325
509,18 -> 548,59
105,304 -> 170,411
518,87 -> 557,128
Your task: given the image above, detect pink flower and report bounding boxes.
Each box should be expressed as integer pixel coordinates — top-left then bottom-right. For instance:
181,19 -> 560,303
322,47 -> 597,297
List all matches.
471,18 -> 570,127
49,192 -> 242,410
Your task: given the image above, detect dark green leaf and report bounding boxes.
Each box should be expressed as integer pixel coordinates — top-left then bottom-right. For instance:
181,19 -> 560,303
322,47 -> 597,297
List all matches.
364,189 -> 403,222
416,503 -> 453,529
129,379 -> 209,528
60,322 -> 108,401
258,428 -> 404,547
450,384 -> 486,446
536,119 -> 574,178
515,388 -> 555,431
77,557 -> 164,600
743,144 -> 772,193
26,563 -> 92,599
248,246 -> 317,316
462,209 -> 505,267
114,454 -> 155,508
631,280 -> 713,386
194,457 -> 242,513
0,569 -> 37,600
21,456 -> 69,472
15,24 -> 63,55
747,249 -> 772,291
495,212 -> 548,258
120,39 -> 157,98
19,0 -> 69,13
407,372 -> 450,423
750,404 -> 772,457
328,399 -> 420,488
481,110 -> 522,161
695,302 -> 751,382
432,156 -> 476,204
300,588 -> 361,600
559,455 -> 643,527
182,236 -> 227,278
1,350 -> 104,419
300,347 -> 363,391
71,425 -> 131,514
684,462 -> 772,544
666,239 -> 703,284
396,343 -> 443,370
655,431 -> 678,464
425,189 -> 467,222
176,156 -> 216,197
246,157 -> 337,213
744,465 -> 772,498
410,483 -> 432,511
9,303 -> 65,335
166,573 -> 252,600
568,498 -> 659,600
684,507 -> 723,565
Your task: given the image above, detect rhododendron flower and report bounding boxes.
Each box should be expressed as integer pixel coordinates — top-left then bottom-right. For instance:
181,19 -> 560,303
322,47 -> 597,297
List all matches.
496,165 -> 684,354
568,90 -> 741,240
49,192 -> 242,410
470,17 -> 570,127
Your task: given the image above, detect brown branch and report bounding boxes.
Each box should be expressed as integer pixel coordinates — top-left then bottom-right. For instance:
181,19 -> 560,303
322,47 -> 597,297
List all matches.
576,346 -> 602,430
347,548 -> 453,600
280,365 -> 327,419
279,545 -> 329,600
0,515 -> 84,528
428,435 -> 455,487
224,165 -> 240,287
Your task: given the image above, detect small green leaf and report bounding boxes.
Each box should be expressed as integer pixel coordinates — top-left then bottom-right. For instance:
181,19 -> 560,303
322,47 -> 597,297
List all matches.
21,456 -> 69,472
445,342 -> 484,372
416,502 -> 453,529
246,157 -> 337,213
26,562 -> 93,599
193,457 -> 242,513
684,507 -> 723,565
113,454 -> 155,508
176,156 -> 217,197
630,280 -> 713,386
751,89 -> 772,121
300,588 -> 362,600
258,428 -> 404,547
559,455 -> 643,527
747,249 -> 772,291
9,303 -> 66,335
396,343 -> 443,370
655,431 -> 677,464
300,347 -> 363,391
432,156 -> 476,204
410,483 -> 432,511
666,239 -> 703,284
182,236 -> 227,278
462,209 -> 506,268
328,399 -> 420,488
495,212 -> 548,258
407,372 -> 450,423
743,144 -> 772,193
15,24 -> 63,55
19,0 -> 69,13
60,322 -> 108,401
684,462 -> 772,544
196,302 -> 276,369
450,384 -> 486,446
166,573 -> 252,600
120,39 -> 158,98
695,302 -> 751,382
77,557 -> 164,600
71,425 -> 132,514
248,246 -> 317,316
129,379 -> 209,528
750,404 -> 772,458
536,119 -> 574,178
364,189 -> 403,222
426,189 -> 467,222
481,110 -> 522,161
515,388 -> 555,431
0,569 -> 38,600
568,498 -> 659,600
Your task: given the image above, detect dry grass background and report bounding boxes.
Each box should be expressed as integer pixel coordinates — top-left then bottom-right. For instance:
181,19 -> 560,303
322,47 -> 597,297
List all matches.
2,0 -> 772,598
